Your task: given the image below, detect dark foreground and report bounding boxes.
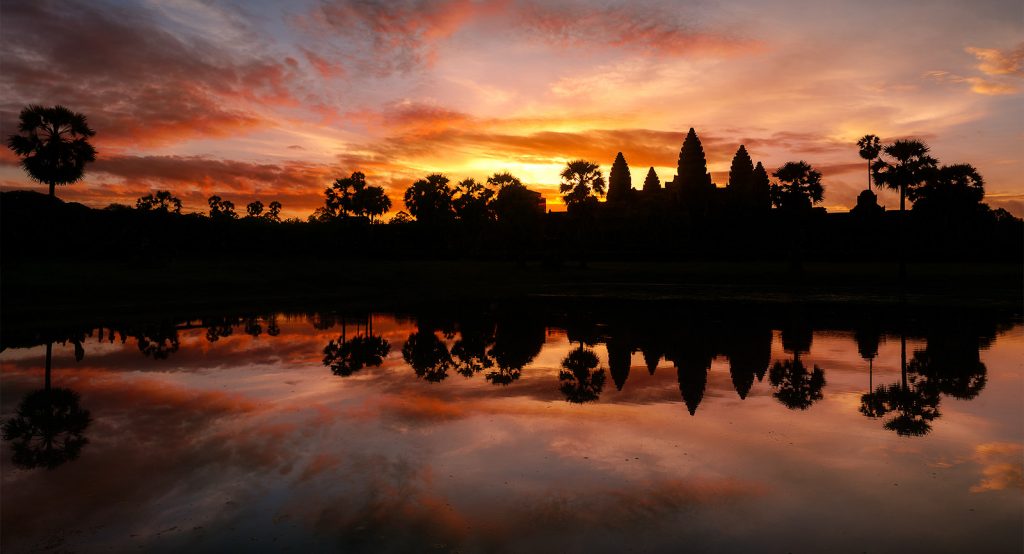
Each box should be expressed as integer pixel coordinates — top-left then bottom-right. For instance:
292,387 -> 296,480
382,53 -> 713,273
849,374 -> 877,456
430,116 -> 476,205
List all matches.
3,258 -> 1021,327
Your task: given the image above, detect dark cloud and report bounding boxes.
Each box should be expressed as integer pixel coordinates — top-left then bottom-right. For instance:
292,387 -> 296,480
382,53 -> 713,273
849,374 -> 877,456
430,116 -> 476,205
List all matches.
0,1 -> 301,147
298,0 -> 754,77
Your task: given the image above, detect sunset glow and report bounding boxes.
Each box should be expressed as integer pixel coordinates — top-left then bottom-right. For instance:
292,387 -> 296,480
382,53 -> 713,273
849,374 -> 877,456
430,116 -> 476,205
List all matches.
1,0 -> 1021,218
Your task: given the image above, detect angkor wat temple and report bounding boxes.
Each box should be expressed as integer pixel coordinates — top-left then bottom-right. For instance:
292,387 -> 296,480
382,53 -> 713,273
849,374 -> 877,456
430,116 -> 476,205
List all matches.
607,128 -> 771,216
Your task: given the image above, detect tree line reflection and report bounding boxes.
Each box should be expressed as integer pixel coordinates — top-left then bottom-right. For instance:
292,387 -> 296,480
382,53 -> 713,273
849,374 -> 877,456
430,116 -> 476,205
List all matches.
1,304 -> 1012,469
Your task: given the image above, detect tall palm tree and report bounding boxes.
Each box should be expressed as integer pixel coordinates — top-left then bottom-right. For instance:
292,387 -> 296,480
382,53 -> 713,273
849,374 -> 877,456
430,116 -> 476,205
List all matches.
857,134 -> 882,192
871,140 -> 938,281
7,105 -> 97,198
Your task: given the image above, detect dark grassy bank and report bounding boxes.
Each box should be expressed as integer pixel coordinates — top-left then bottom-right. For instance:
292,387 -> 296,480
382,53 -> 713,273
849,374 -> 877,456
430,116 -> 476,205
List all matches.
2,190 -> 1020,331
4,258 -> 1021,327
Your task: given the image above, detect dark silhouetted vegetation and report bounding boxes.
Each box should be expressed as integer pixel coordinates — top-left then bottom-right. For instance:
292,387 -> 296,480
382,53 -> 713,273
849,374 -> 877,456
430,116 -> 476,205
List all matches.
6,105 -> 96,198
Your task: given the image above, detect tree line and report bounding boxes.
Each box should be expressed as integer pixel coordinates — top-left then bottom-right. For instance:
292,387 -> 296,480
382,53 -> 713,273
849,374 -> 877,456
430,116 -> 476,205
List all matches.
5,105 -> 1021,264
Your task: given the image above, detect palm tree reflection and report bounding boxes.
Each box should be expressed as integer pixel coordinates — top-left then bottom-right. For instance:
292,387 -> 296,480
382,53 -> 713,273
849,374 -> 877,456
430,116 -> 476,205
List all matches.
768,325 -> 825,410
324,316 -> 391,377
2,343 -> 92,470
860,333 -> 942,437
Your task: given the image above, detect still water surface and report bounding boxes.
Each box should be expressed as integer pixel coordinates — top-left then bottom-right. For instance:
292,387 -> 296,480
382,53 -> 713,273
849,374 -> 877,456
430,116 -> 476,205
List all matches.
2,303 -> 1022,552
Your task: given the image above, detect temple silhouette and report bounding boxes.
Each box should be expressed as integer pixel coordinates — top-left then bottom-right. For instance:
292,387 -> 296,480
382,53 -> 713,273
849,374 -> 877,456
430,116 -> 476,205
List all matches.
606,128 -> 772,217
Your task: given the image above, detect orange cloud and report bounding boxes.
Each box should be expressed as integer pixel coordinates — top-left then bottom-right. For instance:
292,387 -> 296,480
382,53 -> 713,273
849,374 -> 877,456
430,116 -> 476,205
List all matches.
970,442 -> 1024,493
966,43 -> 1024,77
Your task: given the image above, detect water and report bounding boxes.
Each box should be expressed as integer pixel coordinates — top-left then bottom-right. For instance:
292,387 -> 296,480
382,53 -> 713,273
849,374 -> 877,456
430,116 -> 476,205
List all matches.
2,302 -> 1022,553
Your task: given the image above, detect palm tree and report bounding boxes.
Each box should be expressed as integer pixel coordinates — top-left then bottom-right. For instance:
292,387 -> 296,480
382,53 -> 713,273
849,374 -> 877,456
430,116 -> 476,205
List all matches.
871,140 -> 938,281
486,171 -> 522,190
872,140 -> 937,214
452,178 -> 494,225
857,134 -> 882,192
559,160 -> 605,210
404,174 -> 454,225
355,187 -> 389,222
7,105 -> 97,198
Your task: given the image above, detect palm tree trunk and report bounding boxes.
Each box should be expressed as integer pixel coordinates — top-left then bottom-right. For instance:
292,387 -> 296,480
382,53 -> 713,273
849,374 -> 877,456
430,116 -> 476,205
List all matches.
899,185 -> 907,283
49,181 -> 56,198
867,160 -> 871,192
45,342 -> 53,391
900,333 -> 907,391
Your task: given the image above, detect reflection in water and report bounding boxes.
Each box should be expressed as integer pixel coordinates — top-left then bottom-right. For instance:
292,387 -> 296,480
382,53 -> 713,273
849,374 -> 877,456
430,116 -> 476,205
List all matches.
769,325 -> 825,410
858,316 -> 992,436
136,325 -> 180,359
0,302 -> 1019,552
0,305 -> 1009,427
403,327 -> 454,383
2,343 -> 91,470
323,316 -> 391,377
559,343 -> 606,403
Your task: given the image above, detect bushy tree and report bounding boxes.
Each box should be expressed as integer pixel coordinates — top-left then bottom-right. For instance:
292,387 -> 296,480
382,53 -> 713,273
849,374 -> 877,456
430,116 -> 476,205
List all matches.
7,105 -> 97,198
246,200 -> 264,218
208,195 -> 238,219
912,163 -> 985,218
136,190 -> 182,214
324,172 -> 364,218
770,161 -> 824,211
492,180 -> 543,224
265,201 -> 282,222
452,178 -> 494,224
318,172 -> 391,222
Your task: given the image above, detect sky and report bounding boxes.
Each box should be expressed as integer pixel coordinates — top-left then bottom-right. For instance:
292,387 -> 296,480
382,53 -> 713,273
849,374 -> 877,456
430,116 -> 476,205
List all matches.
1,0 -> 1022,218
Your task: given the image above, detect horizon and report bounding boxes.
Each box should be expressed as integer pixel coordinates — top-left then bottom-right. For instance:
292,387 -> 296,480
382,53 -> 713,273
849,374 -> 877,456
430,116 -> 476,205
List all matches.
1,0 -> 1022,219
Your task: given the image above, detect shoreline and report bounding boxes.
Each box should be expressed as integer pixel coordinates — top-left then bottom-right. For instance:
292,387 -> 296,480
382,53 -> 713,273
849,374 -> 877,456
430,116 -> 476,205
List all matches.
3,259 -> 1020,329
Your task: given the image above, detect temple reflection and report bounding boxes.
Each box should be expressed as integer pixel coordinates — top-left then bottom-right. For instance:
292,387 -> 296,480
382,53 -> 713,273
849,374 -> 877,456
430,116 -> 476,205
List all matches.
0,302 -> 1014,439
